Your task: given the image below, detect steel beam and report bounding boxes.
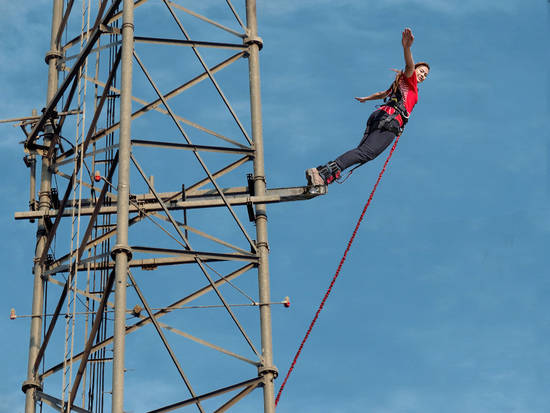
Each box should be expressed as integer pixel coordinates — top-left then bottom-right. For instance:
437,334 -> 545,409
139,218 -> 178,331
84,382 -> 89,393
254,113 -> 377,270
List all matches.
213,382 -> 259,413
128,271 -> 205,413
36,391 -> 91,413
167,2 -> 245,38
246,1 -> 277,412
146,377 -> 262,413
131,139 -> 254,155
49,254 -> 252,273
23,2 -> 63,413
15,185 -> 327,220
111,1 -> 134,412
46,249 -> 259,275
134,36 -> 247,50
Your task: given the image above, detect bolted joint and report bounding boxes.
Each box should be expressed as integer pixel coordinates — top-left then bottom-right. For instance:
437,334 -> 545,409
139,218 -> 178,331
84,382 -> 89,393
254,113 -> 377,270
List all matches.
100,24 -> 121,35
21,379 -> 42,394
45,254 -> 54,267
244,35 -> 263,51
258,365 -> 278,379
252,174 -> 266,185
44,49 -> 63,65
131,304 -> 143,317
255,240 -> 270,252
121,22 -> 135,32
255,211 -> 268,221
23,155 -> 36,168
111,244 -> 133,261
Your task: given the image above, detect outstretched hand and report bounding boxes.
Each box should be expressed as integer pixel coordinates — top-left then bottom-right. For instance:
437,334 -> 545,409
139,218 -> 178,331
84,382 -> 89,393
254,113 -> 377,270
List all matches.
402,28 -> 414,48
355,97 -> 368,103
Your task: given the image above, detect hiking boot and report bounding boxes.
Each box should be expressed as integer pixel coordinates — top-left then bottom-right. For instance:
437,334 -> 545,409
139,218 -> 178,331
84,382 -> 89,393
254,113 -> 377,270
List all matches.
316,161 -> 341,184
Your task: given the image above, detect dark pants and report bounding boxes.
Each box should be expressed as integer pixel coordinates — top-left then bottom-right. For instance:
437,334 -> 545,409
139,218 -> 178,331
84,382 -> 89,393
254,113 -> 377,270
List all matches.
334,110 -> 399,171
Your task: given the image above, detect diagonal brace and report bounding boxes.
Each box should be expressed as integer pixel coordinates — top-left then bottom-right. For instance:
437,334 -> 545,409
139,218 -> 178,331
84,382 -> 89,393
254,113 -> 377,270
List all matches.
128,271 -> 205,413
131,153 -> 261,358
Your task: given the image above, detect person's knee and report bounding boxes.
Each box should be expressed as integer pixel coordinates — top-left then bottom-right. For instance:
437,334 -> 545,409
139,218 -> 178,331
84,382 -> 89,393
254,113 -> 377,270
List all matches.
356,148 -> 373,163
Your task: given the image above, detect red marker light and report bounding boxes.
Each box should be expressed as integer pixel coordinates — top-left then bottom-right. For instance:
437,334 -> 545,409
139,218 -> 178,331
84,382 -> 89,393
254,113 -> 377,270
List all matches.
283,296 -> 290,308
10,308 -> 16,320
94,171 -> 101,182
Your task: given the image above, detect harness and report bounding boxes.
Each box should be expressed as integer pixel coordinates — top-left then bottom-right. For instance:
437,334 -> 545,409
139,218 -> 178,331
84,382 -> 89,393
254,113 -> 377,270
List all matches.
377,86 -> 409,136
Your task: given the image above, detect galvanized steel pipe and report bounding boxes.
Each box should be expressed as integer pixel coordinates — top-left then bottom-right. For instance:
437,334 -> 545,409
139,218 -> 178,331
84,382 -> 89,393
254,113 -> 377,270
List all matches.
111,1 -> 134,412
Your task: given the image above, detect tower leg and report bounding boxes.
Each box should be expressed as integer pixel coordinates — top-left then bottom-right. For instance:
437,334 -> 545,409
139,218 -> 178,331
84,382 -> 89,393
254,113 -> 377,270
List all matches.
246,1 -> 277,411
111,1 -> 134,412
23,1 -> 63,412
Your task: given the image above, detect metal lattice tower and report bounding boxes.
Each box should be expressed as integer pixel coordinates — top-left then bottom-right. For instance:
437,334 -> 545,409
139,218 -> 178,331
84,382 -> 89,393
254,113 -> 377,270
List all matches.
9,1 -> 326,412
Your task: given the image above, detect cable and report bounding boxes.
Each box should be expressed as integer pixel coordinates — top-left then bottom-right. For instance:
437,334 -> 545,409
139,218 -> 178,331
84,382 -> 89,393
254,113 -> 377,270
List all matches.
275,135 -> 401,406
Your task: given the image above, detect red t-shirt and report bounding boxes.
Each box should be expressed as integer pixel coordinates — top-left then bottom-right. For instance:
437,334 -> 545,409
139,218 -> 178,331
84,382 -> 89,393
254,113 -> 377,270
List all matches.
379,71 -> 418,126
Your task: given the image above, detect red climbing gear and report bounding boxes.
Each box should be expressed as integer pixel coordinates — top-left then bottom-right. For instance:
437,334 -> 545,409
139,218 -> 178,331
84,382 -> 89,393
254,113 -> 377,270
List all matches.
275,135 -> 401,406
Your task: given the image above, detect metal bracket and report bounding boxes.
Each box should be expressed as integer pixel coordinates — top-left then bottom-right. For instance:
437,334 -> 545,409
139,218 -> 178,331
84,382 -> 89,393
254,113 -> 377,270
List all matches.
246,174 -> 256,222
247,174 -> 256,196
258,365 -> 278,379
131,304 -> 143,317
100,24 -> 121,35
44,50 -> 63,64
111,244 -> 133,261
246,201 -> 255,223
21,379 -> 43,394
23,155 -> 35,168
41,254 -> 54,279
255,241 -> 269,252
50,188 -> 60,210
244,35 -> 263,50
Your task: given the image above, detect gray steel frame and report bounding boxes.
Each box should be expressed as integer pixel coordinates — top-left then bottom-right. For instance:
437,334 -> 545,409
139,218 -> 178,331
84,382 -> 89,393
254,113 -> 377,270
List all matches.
13,1 -> 326,412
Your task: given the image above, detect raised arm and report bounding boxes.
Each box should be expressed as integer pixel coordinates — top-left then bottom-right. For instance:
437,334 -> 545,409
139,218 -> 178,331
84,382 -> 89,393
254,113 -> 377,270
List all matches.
402,28 -> 415,78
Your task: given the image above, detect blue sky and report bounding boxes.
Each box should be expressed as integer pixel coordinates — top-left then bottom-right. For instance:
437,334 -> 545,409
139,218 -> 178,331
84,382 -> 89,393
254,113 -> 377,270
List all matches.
1,1 -> 549,412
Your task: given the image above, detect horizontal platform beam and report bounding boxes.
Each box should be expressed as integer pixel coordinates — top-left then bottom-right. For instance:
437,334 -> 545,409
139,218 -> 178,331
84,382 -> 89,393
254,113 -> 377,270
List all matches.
46,249 -> 259,275
15,185 -> 327,220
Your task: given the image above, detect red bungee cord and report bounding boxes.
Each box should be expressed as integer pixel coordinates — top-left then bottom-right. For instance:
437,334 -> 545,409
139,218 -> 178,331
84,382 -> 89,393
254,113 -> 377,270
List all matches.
275,135 -> 401,407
